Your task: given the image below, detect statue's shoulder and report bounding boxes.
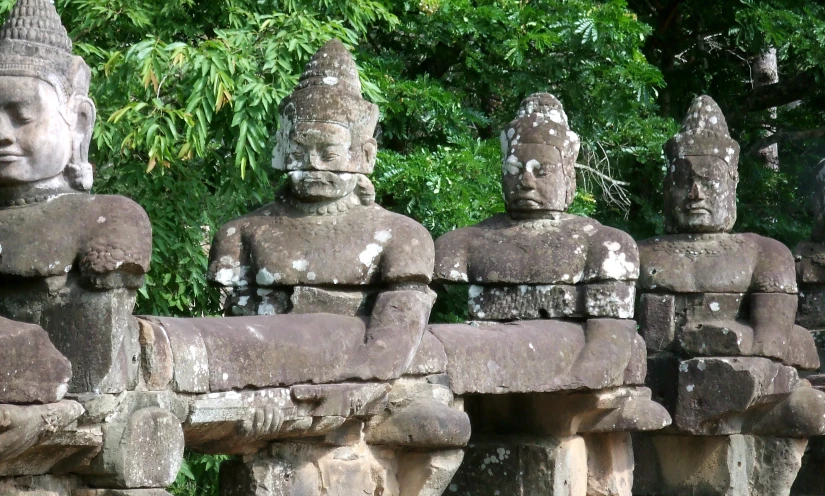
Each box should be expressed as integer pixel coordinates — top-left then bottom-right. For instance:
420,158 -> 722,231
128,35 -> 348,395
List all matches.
739,232 -> 796,292
78,194 -> 152,276
580,219 -> 640,281
365,205 -> 435,283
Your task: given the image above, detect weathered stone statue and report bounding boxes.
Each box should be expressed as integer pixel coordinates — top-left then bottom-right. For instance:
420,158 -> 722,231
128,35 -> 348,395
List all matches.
633,95 -> 825,495
0,2 -> 183,494
0,0 -> 152,395
429,93 -> 669,496
794,160 -> 825,339
162,38 -> 470,495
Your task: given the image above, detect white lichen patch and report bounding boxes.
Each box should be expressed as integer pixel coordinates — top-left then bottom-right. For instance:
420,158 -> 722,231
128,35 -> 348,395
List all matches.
307,271 -> 316,281
292,259 -> 309,272
226,227 -> 236,236
450,269 -> 469,282
256,268 -> 282,285
469,285 -> 483,299
322,76 -> 339,85
359,243 -> 383,268
709,302 -> 720,312
97,216 -> 106,223
601,249 -> 636,280
374,230 -> 393,243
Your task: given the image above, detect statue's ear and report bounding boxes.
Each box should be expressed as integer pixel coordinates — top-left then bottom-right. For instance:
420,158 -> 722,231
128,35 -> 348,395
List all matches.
68,95 -> 96,167
362,137 -> 377,170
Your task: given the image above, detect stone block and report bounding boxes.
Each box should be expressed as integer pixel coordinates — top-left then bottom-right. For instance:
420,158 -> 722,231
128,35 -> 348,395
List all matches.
366,399 -> 470,448
404,331 -> 447,376
137,319 -> 172,391
632,434 -> 805,496
0,318 -> 71,404
290,286 -> 373,316
0,275 -> 140,394
797,287 -> 825,330
466,283 -> 635,321
220,442 -> 399,496
396,449 -> 464,496
82,392 -> 186,489
638,293 -> 675,352
0,401 -> 87,474
674,357 -> 798,435
448,436 -> 587,496
583,433 -> 632,496
430,319 -> 639,395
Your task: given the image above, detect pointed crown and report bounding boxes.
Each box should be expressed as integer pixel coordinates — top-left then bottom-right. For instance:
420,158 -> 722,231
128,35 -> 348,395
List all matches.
501,93 -> 580,163
665,95 -> 739,170
274,39 -> 379,174
0,0 -> 90,98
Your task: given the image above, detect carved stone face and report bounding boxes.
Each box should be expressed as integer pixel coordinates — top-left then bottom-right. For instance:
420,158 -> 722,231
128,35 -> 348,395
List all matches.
0,77 -> 72,186
283,122 -> 360,202
288,170 -> 358,202
502,143 -> 569,213
668,155 -> 737,233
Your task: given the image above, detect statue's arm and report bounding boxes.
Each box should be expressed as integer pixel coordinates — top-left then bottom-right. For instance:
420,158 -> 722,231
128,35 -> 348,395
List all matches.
581,227 -> 640,319
749,235 -> 799,359
79,196 -> 152,289
432,228 -> 471,283
350,221 -> 436,380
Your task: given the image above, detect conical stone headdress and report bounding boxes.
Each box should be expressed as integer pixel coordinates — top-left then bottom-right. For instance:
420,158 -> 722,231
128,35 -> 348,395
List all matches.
665,95 -> 739,175
273,39 -> 379,174
500,93 -> 580,208
0,0 -> 90,98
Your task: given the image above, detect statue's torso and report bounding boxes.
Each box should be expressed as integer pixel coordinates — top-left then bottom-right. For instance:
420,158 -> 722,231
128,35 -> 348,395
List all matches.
210,201 -> 434,289
638,232 -> 795,295
435,213 -> 638,285
0,193 -> 151,279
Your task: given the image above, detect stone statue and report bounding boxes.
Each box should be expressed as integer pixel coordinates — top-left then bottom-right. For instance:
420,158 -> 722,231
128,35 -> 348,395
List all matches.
207,39 -> 435,382
633,95 -> 825,495
0,2 -> 183,494
200,39 -> 468,495
429,93 -> 669,495
794,159 -> 825,333
0,0 -> 152,394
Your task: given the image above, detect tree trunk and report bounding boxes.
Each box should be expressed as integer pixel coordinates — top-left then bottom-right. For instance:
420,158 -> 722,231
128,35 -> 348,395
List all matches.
754,47 -> 779,170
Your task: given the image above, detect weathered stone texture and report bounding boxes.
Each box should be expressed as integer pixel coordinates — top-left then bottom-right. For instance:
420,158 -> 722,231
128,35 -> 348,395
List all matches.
448,436 -> 588,496
0,318 -> 71,404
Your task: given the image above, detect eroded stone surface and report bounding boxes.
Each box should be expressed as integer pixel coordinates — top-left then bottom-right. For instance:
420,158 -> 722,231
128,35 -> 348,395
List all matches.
0,318 -> 71,404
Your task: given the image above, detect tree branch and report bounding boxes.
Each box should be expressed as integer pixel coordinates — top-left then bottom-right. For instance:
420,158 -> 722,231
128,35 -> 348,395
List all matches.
746,127 -> 825,155
733,70 -> 820,118
574,163 -> 631,187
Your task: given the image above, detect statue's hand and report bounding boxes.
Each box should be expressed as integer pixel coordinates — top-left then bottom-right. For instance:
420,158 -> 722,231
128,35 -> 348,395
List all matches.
237,405 -> 284,440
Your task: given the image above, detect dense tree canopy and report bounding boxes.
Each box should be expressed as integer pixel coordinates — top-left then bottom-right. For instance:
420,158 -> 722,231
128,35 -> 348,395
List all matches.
1,0 -> 824,491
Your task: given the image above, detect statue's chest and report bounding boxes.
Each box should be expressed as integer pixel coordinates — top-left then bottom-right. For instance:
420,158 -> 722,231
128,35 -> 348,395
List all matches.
639,237 -> 754,293
244,217 -> 394,286
0,207 -> 80,277
465,228 -> 588,284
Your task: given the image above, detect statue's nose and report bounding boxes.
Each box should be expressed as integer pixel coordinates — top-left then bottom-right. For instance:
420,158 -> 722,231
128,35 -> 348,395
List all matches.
688,181 -> 704,200
0,114 -> 13,146
519,170 -> 537,190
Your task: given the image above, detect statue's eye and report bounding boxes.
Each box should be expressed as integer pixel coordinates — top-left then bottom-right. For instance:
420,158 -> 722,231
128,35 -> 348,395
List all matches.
290,151 -> 304,162
322,151 -> 340,161
10,107 -> 33,124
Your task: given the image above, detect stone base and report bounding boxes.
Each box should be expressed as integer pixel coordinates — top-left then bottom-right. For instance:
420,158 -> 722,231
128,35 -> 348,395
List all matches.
584,433 -> 633,496
448,436 -> 588,496
219,441 -> 463,496
633,434 -> 806,495
790,435 -> 825,495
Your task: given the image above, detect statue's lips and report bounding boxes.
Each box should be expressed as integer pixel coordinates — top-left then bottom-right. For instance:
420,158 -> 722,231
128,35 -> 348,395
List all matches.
0,154 -> 23,163
685,205 -> 710,215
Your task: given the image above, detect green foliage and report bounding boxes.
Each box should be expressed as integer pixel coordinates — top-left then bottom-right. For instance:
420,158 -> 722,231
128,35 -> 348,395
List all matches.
170,452 -> 231,496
